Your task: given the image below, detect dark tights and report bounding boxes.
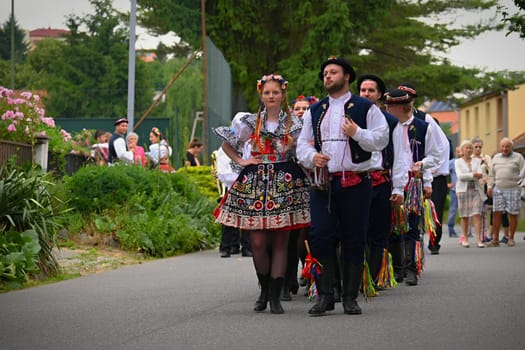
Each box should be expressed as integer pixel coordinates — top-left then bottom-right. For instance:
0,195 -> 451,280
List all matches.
251,230 -> 289,278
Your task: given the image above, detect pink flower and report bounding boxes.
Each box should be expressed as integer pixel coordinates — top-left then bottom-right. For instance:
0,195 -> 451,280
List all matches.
42,117 -> 55,127
2,110 -> 14,120
21,92 -> 32,99
7,124 -> 16,132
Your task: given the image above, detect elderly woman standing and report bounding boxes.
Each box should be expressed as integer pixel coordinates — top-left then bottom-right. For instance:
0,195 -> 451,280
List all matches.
455,139 -> 487,248
213,73 -> 310,314
126,132 -> 146,167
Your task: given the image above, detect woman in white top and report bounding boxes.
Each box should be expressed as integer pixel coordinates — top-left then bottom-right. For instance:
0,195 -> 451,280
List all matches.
455,139 -> 487,248
146,127 -> 175,172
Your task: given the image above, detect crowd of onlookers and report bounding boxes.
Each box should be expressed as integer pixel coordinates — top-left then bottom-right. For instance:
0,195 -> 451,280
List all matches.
448,136 -> 525,248
89,117 -> 204,172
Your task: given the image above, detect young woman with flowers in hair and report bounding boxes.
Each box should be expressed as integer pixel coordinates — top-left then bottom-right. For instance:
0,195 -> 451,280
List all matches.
292,95 -> 318,118
213,74 -> 310,314
146,127 -> 175,173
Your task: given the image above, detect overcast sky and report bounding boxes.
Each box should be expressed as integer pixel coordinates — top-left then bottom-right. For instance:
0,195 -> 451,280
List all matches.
1,0 -> 524,71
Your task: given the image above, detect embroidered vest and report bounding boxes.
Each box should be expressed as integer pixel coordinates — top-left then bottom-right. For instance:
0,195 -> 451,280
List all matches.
310,95 -> 373,163
108,133 -> 126,163
407,117 -> 429,163
381,110 -> 398,170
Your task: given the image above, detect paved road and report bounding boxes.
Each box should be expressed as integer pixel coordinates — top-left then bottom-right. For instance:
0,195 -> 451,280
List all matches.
1,233 -> 524,350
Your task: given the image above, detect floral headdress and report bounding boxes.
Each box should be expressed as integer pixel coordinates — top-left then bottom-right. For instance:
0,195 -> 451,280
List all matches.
256,73 -> 288,94
292,95 -> 318,106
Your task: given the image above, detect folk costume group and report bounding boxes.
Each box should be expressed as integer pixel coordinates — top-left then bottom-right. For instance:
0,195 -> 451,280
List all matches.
213,57 -> 450,316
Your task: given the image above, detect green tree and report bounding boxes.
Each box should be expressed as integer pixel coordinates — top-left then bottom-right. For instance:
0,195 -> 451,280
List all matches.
0,15 -> 30,63
136,0 -> 505,107
500,0 -> 525,38
142,57 -> 203,166
13,0 -> 153,118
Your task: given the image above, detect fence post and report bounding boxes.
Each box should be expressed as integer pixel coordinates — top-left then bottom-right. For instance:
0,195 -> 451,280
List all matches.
34,136 -> 49,171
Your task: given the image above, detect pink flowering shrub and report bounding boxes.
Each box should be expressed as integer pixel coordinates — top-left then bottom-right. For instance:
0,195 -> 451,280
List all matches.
0,86 -> 91,156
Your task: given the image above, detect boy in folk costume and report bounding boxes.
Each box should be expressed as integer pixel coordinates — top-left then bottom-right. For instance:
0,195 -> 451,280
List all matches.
386,89 -> 440,286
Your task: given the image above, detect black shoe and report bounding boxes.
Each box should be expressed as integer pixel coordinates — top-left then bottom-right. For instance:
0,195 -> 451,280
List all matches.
241,249 -> 252,257
449,232 -> 458,237
308,295 -> 335,316
405,269 -> 418,286
429,247 -> 440,255
343,299 -> 362,315
230,246 -> 240,255
220,250 -> 230,258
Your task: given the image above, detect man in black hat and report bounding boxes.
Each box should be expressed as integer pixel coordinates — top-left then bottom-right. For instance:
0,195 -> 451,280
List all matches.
297,57 -> 389,316
108,117 -> 134,164
385,89 -> 440,286
357,75 -> 399,288
398,83 -> 451,255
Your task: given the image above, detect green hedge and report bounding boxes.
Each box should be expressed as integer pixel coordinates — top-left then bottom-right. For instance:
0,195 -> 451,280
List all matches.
62,165 -> 221,257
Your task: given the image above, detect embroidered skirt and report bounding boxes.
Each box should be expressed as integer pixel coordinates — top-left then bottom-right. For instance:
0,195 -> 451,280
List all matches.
214,161 -> 311,231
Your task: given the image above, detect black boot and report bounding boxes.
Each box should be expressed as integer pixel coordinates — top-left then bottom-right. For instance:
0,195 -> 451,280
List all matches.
389,240 -> 405,283
342,262 -> 363,315
280,277 -> 291,301
368,245 -> 384,289
404,240 -> 418,286
308,258 -> 335,316
254,273 -> 270,312
270,277 -> 284,314
333,254 -> 342,302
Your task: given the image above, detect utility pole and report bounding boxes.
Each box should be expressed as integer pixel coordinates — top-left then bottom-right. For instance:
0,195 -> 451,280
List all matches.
127,0 -> 137,131
201,0 -> 208,164
10,0 -> 15,89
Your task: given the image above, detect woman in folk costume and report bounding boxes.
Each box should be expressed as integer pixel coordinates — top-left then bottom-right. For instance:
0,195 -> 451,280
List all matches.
213,74 -> 310,314
147,127 -> 175,173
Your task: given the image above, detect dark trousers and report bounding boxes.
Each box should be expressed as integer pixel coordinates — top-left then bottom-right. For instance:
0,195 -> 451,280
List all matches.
309,175 -> 372,265
367,181 -> 392,249
430,175 -> 448,250
220,225 -> 251,252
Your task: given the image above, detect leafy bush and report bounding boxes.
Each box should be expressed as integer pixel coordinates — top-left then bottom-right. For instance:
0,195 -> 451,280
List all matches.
62,165 -> 221,257
0,230 -> 41,287
0,165 -> 64,287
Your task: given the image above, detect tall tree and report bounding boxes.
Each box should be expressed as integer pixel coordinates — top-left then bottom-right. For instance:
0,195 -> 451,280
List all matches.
500,0 -> 525,38
21,0 -> 153,118
137,0 -> 507,106
0,15 -> 30,63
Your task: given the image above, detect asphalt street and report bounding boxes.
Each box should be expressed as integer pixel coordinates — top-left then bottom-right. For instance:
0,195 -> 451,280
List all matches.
1,232 -> 524,350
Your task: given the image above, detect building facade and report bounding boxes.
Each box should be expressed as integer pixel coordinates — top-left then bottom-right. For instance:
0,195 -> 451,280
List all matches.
459,84 -> 525,156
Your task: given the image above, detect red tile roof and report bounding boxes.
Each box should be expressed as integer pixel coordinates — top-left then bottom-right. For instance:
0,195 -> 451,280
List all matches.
29,28 -> 69,38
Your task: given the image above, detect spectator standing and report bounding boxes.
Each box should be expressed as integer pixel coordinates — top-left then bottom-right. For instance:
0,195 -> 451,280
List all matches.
126,132 -> 146,167
108,118 -> 134,164
186,138 -> 203,166
91,129 -> 109,166
455,140 -> 487,248
486,138 -> 525,247
147,127 -> 175,173
472,136 -> 492,241
447,146 -> 461,237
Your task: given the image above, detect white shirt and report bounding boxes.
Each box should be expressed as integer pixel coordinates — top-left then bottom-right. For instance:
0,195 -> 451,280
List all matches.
113,137 -> 134,164
147,141 -> 172,165
422,111 -> 450,177
297,92 -> 389,172
391,116 -> 440,196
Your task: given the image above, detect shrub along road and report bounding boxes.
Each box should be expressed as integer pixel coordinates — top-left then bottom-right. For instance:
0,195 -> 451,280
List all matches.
1,233 -> 524,350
